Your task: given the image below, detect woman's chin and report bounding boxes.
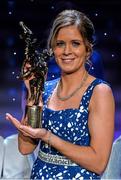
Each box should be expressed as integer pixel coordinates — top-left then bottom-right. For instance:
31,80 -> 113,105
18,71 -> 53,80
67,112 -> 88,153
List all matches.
61,68 -> 78,75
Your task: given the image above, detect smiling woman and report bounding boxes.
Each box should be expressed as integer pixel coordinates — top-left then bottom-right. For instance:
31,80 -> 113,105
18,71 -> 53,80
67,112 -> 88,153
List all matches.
6,9 -> 115,179
53,25 -> 88,74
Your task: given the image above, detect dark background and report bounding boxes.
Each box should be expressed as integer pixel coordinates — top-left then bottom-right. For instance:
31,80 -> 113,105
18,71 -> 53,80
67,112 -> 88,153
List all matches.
0,0 -> 121,138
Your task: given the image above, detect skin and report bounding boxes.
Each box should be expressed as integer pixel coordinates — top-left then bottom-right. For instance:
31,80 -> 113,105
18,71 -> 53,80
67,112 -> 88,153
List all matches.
53,25 -> 88,74
6,25 -> 115,174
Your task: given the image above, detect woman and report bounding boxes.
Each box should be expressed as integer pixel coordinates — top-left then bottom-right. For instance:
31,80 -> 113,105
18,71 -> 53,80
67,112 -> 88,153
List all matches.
6,10 -> 115,179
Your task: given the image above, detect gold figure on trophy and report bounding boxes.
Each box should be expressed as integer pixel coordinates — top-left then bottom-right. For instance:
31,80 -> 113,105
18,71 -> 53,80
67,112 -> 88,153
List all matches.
19,21 -> 52,128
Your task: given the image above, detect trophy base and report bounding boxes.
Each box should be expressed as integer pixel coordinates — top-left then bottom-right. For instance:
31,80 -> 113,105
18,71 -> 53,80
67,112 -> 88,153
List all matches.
26,105 -> 42,128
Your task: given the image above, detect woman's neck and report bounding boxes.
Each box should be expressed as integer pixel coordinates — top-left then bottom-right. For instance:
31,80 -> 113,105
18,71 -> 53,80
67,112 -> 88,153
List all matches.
60,69 -> 87,92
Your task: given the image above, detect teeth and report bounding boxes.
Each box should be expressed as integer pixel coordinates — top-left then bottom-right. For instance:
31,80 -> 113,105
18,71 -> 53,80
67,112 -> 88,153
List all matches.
65,60 -> 73,61
63,60 -> 73,62
63,59 -> 73,61
61,58 -> 74,63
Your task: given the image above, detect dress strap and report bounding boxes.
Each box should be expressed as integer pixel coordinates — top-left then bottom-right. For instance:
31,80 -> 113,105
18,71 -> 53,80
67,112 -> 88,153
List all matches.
79,78 -> 110,110
42,78 -> 59,104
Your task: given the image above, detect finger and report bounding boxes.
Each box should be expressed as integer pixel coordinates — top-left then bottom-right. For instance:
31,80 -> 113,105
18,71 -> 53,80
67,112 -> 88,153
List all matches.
20,126 -> 47,138
19,125 -> 36,135
5,113 -> 36,138
21,116 -> 28,125
39,100 -> 43,107
6,113 -> 21,129
19,128 -> 34,138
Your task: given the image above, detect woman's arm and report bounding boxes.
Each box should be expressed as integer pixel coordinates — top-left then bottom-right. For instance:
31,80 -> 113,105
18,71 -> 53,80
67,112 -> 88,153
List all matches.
46,84 -> 115,174
18,131 -> 38,155
17,86 -> 38,155
18,73 -> 43,155
6,111 -> 50,155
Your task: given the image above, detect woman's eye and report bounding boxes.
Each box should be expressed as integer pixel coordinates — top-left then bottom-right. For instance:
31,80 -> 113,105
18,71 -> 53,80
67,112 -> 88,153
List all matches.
72,41 -> 80,47
56,42 -> 65,47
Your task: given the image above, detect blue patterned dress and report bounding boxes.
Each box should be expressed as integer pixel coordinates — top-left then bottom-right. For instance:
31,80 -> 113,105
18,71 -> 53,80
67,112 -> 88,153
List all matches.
31,78 -> 107,179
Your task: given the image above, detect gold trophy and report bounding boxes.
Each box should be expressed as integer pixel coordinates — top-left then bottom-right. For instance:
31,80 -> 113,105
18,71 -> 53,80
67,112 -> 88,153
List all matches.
19,21 -> 51,128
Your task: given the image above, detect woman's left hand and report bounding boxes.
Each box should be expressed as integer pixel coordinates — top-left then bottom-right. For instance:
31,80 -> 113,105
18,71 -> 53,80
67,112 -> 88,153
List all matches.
5,113 -> 48,140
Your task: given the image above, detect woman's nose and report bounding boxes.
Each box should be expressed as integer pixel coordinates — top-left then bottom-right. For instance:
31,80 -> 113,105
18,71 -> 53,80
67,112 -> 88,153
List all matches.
63,44 -> 72,55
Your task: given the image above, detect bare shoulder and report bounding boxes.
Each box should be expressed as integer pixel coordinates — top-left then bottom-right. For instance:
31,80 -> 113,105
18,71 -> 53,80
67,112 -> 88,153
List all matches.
93,82 -> 113,96
87,75 -> 113,96
89,81 -> 115,110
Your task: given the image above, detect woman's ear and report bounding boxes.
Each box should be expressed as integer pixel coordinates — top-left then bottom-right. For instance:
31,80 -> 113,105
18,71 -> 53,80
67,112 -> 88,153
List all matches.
86,43 -> 93,60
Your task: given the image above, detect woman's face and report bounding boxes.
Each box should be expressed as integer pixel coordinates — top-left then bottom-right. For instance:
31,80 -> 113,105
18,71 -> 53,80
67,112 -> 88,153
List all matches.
53,25 -> 89,74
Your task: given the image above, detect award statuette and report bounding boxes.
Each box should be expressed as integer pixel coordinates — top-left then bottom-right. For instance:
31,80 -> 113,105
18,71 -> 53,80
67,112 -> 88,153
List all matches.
19,21 -> 52,128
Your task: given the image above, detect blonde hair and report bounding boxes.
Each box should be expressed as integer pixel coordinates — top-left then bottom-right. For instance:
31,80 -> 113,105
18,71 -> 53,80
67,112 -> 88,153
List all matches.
47,9 -> 95,56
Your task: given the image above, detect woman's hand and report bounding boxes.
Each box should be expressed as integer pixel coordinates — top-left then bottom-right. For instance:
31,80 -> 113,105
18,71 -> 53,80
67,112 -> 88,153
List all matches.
5,113 -> 48,140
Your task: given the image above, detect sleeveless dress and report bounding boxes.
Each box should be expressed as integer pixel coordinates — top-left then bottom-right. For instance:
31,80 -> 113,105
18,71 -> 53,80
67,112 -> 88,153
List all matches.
31,78 -> 108,180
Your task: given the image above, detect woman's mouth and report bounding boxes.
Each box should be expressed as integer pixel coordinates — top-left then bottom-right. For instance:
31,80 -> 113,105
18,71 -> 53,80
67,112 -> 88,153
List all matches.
62,58 -> 75,63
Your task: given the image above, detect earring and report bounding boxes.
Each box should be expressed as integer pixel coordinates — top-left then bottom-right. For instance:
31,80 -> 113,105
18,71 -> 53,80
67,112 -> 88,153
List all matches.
85,59 -> 93,72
